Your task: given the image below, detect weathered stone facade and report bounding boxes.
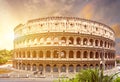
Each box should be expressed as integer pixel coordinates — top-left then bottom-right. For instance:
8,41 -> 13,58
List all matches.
13,17 -> 116,77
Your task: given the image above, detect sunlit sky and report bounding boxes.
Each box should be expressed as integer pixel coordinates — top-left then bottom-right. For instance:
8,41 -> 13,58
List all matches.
0,0 -> 120,54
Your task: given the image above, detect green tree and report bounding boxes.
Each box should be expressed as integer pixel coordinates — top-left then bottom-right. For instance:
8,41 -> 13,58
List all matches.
0,49 -> 12,64
54,69 -> 117,82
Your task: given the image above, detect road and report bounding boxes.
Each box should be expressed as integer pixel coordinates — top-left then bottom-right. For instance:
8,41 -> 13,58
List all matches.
0,78 -> 55,82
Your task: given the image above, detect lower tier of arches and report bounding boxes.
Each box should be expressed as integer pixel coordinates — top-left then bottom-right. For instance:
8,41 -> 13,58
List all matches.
13,60 -> 115,76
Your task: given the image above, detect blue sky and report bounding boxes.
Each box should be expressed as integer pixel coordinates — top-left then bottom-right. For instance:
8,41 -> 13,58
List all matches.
0,0 -> 120,54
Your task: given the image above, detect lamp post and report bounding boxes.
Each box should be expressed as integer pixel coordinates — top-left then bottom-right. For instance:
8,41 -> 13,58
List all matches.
100,46 -> 105,82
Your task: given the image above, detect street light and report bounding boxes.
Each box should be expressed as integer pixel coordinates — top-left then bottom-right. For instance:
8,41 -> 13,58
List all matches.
100,46 -> 105,82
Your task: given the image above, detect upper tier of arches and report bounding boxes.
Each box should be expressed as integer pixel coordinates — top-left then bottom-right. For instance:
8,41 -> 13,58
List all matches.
14,17 -> 115,40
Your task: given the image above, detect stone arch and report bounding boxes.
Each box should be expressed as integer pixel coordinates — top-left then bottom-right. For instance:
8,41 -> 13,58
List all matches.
54,37 -> 59,44
32,64 -> 37,71
76,37 -> 81,45
19,51 -> 21,58
104,41 -> 107,47
45,64 -> 51,73
61,50 -> 66,58
39,51 -> 43,58
27,51 -> 30,58
46,37 -> 51,44
22,51 -> 25,58
83,64 -> 87,69
76,64 -> 81,72
83,51 -> 88,58
76,51 -> 81,58
89,39 -> 94,46
95,64 -> 99,69
95,40 -> 99,46
34,38 -> 38,45
108,42 -> 110,48
95,52 -> 99,58
69,50 -> 74,58
90,64 -> 94,69
69,64 -> 74,72
27,64 -> 31,71
32,51 -> 36,58
90,51 -> 94,58
61,64 -> 66,72
53,64 -> 58,72
69,37 -> 74,44
105,52 -> 107,58
61,37 -> 66,43
53,50 -> 58,58
22,63 -> 26,70
83,38 -> 88,45
39,38 -> 44,44
46,51 -> 51,58
39,64 -> 43,71
100,40 -> 103,47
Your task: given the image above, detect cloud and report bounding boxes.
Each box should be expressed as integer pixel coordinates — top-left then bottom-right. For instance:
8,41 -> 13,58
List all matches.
79,3 -> 94,19
79,0 -> 120,25
112,24 -> 120,38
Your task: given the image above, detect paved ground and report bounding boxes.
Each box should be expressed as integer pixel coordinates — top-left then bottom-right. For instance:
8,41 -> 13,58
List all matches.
0,64 -> 120,82
0,78 -> 55,82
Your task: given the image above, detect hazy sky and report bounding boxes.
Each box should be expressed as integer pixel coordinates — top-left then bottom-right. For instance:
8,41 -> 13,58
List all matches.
0,0 -> 120,54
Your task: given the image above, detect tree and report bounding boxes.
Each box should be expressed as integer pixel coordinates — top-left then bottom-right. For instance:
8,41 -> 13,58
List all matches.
0,49 -> 12,65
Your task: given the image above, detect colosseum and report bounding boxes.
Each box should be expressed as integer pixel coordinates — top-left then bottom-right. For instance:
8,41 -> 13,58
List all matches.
13,17 -> 116,77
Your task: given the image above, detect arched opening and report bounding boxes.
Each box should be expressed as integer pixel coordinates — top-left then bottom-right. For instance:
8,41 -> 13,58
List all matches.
27,51 -> 30,58
104,41 -> 107,47
108,52 -> 110,58
46,51 -> 51,58
19,63 -> 21,69
39,64 -> 43,71
90,51 -> 94,58
83,38 -> 88,45
105,53 -> 107,59
46,37 -> 51,44
61,37 -> 66,44
83,64 -> 87,69
22,63 -> 25,70
76,64 -> 81,72
76,37 -> 81,45
54,37 -> 59,44
95,52 -> 99,58
95,40 -> 98,46
90,64 -> 93,69
53,65 -> 58,72
46,64 -> 51,73
61,51 -> 66,58
89,39 -> 94,46
34,38 -> 38,45
53,50 -> 58,58
69,51 -> 74,58
69,37 -> 74,44
95,64 -> 99,69
61,65 -> 66,72
19,51 -> 21,58
32,51 -> 36,58
32,64 -> 37,71
27,64 -> 30,71
39,51 -> 43,58
108,42 -> 110,48
39,38 -> 44,44
69,65 -> 74,72
23,51 -> 25,58
76,51 -> 81,58
100,40 -> 103,47
83,51 -> 88,58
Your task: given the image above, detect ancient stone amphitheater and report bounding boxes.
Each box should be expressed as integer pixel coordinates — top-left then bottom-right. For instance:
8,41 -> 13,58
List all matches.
13,17 -> 116,77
